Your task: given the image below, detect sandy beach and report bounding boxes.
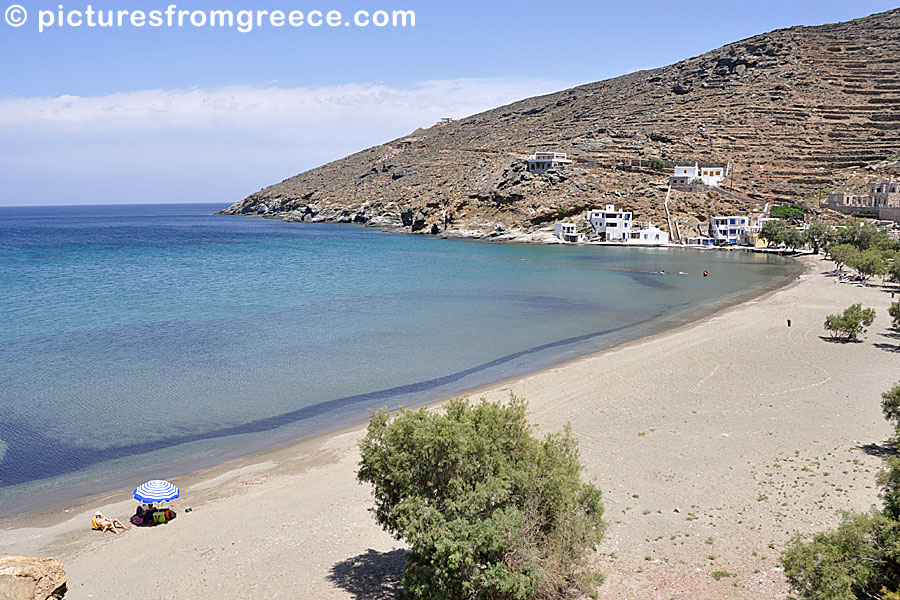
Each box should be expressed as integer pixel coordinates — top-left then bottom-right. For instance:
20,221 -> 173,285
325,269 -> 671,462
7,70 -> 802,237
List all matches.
2,255 -> 898,600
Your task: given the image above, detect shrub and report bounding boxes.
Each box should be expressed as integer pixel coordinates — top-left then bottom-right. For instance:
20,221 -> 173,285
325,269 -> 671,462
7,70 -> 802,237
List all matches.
824,303 -> 876,342
357,395 -> 606,600
649,157 -> 665,171
782,381 -> 900,600
890,302 -> 900,331
782,511 -> 900,600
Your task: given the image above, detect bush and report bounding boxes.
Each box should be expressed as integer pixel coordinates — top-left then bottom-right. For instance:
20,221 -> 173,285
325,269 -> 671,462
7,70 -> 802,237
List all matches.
357,396 -> 606,600
889,303 -> 900,331
649,157 -> 665,171
824,303 -> 876,341
782,511 -> 900,600
782,381 -> 900,600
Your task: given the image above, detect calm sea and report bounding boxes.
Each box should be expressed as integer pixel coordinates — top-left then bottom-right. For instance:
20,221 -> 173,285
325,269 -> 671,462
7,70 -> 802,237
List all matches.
0,203 -> 800,517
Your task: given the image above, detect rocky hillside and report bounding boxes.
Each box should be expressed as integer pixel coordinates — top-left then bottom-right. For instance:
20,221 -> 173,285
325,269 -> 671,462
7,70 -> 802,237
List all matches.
220,9 -> 900,240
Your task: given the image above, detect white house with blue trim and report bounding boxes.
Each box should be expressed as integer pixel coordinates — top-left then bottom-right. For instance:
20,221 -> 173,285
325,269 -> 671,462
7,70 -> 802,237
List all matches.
709,215 -> 751,245
586,204 -> 633,241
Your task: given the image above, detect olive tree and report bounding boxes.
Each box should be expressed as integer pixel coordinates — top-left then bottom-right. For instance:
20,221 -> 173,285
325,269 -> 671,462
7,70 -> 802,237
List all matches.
357,396 -> 606,600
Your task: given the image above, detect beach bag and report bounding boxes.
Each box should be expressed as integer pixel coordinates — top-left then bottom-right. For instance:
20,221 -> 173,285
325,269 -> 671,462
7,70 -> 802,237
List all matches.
163,509 -> 176,521
131,515 -> 143,526
153,512 -> 167,524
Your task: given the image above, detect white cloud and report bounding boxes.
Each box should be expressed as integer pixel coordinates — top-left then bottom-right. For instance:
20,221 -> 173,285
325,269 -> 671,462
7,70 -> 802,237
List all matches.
0,77 -> 570,205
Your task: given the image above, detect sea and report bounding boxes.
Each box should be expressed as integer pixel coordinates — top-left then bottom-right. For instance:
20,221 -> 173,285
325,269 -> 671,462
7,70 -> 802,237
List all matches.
0,203 -> 801,517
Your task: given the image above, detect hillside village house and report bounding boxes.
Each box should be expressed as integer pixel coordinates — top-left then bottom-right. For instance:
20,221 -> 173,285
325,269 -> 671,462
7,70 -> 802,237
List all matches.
554,222 -> 584,243
586,204 -> 632,241
669,163 -> 727,187
526,152 -> 573,175
627,221 -> 670,245
708,215 -> 762,245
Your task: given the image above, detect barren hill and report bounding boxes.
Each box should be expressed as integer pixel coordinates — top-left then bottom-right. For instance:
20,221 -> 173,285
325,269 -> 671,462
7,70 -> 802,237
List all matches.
220,9 -> 900,239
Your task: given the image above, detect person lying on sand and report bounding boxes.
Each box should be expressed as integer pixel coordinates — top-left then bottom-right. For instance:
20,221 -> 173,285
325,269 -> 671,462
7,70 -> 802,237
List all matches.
93,511 -> 127,534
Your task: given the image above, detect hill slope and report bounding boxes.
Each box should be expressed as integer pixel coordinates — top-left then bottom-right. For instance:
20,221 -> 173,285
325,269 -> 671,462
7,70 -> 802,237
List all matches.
220,9 -> 900,238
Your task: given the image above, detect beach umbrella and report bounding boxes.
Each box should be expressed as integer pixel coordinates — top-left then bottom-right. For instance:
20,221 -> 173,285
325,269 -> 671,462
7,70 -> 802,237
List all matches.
132,479 -> 180,504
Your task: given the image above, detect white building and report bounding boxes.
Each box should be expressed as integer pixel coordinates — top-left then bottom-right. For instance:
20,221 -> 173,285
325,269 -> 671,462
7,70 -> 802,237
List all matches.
626,221 -> 669,245
684,236 -> 716,247
554,222 -> 584,243
669,163 -> 727,187
585,204 -> 633,241
526,152 -> 573,175
709,215 -> 754,245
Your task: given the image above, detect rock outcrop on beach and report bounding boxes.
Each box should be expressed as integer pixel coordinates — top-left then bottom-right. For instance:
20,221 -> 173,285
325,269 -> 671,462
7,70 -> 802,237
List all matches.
220,9 -> 900,238
0,556 -> 67,600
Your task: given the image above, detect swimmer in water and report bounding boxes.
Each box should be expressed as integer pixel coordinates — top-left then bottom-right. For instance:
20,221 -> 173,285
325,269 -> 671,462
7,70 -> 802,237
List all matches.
703,270 -> 709,277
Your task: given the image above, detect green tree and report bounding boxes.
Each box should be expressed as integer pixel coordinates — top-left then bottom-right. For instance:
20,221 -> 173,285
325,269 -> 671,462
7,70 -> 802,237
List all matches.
760,220 -> 787,246
357,396 -> 606,600
883,383 -> 900,431
828,244 -> 859,272
649,157 -> 665,171
847,249 -> 886,283
771,204 -> 806,220
823,303 -> 876,342
782,227 -> 806,251
782,511 -> 900,600
804,222 -> 832,254
890,303 -> 900,332
833,221 -> 889,251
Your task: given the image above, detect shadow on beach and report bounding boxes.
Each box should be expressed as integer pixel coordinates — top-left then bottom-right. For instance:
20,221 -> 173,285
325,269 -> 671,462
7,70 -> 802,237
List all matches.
328,548 -> 407,599
858,441 -> 898,458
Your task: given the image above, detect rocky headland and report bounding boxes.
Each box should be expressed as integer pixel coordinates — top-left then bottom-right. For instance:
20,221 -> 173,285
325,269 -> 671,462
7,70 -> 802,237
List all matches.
220,9 -> 900,241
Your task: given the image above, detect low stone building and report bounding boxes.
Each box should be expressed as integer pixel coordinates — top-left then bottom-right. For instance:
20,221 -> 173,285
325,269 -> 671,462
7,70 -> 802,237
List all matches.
870,180 -> 900,208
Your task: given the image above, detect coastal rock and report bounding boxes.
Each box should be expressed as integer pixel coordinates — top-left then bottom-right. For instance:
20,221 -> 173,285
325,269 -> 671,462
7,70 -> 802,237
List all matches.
0,556 -> 67,600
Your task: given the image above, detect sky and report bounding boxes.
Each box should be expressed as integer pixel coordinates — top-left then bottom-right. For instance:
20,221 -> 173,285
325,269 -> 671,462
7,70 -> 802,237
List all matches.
0,0 -> 897,206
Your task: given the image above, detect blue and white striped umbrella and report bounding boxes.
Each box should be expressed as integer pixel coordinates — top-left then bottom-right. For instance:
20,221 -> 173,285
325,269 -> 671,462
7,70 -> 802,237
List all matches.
132,479 -> 180,504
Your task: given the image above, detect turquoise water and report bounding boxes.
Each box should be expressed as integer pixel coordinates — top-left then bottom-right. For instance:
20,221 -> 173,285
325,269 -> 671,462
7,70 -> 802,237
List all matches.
0,203 -> 800,517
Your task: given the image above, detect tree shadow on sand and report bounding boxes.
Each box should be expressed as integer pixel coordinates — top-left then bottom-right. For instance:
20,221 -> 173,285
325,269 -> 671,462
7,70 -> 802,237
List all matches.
858,441 -> 898,458
328,549 -> 407,600
874,331 -> 900,353
818,336 -> 864,344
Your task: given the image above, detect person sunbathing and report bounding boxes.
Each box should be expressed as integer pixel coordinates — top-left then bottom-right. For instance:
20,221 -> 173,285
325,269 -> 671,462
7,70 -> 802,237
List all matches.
93,511 -> 127,534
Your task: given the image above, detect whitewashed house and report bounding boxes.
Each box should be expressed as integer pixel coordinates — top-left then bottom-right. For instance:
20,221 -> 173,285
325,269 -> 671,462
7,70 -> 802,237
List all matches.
669,163 -> 727,187
526,152 -> 573,175
586,204 -> 632,241
554,222 -> 584,243
626,221 -> 669,245
709,215 -> 753,245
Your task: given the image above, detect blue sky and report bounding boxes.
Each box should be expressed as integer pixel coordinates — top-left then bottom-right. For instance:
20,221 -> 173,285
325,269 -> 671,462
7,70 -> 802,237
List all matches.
0,0 -> 896,206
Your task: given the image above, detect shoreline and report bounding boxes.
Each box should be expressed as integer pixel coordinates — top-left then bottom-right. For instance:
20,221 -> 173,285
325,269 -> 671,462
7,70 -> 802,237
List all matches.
0,254 -> 802,528
4,253 -> 898,599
